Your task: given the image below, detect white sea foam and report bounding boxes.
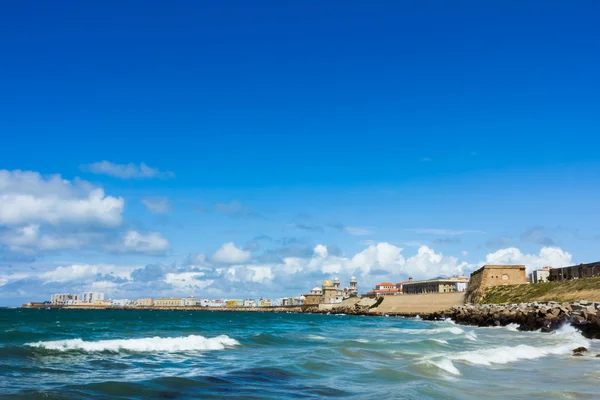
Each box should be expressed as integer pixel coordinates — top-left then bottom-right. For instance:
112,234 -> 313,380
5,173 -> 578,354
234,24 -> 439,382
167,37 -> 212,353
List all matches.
26,334 -> 239,353
431,339 -> 449,345
430,359 -> 461,375
387,327 -> 466,335
424,324 -> 590,375
307,334 -> 328,341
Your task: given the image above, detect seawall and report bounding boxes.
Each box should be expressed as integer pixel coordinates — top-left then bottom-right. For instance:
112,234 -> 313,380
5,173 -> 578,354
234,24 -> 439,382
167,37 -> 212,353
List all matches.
424,301 -> 600,339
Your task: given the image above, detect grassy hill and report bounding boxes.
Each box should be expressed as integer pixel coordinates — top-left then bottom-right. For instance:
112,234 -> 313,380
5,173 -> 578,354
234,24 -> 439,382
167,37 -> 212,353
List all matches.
480,276 -> 600,304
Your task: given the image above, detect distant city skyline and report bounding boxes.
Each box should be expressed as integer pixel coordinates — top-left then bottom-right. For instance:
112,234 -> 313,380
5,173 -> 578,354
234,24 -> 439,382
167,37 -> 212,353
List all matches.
1,1 -> 599,305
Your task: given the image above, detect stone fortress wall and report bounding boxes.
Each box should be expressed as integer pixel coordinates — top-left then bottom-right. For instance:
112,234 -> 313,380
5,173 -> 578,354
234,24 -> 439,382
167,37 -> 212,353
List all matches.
465,265 -> 527,303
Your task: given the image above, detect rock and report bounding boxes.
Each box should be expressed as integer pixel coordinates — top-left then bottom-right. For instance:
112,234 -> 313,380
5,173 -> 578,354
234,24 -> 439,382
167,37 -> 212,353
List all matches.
573,347 -> 588,353
573,352 -> 584,357
596,354 -> 600,358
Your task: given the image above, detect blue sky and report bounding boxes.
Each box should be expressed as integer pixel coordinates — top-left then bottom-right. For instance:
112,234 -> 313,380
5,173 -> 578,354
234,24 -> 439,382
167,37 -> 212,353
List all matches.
1,1 -> 599,305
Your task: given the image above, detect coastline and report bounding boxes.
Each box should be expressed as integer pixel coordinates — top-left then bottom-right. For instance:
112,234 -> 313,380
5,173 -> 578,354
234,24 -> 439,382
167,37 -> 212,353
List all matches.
21,298 -> 600,339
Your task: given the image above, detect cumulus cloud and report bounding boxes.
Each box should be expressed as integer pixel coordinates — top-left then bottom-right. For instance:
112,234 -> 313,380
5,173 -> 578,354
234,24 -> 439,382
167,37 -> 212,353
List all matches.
0,225 -> 85,253
141,197 -> 171,214
0,170 -> 124,227
81,161 -> 174,179
165,272 -> 214,290
40,264 -> 137,283
212,242 -> 252,264
108,230 -> 170,255
484,246 -> 572,274
314,244 -> 328,257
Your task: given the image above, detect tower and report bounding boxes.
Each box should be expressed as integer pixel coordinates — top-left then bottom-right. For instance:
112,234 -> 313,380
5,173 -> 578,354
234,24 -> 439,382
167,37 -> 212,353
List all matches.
333,277 -> 340,290
350,276 -> 358,295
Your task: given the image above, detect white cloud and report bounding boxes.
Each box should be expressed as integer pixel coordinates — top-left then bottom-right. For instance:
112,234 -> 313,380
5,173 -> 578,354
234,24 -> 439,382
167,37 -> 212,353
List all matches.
344,226 -> 374,236
40,264 -> 137,283
314,244 -> 328,258
111,230 -> 170,255
141,197 -> 171,214
212,242 -> 252,264
165,272 -> 214,290
0,273 -> 29,287
247,266 -> 274,283
403,246 -> 467,279
81,161 -> 174,179
0,225 -> 84,253
408,228 -> 484,236
351,242 -> 406,275
484,246 -> 573,274
0,170 -> 124,227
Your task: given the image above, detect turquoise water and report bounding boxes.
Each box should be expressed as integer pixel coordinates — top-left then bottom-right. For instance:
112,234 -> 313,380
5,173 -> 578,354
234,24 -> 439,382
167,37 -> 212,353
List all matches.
1,309 -> 599,399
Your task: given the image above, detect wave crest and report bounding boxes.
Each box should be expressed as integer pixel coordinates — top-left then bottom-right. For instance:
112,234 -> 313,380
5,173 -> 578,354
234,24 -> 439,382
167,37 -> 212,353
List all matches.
425,324 -> 590,375
26,334 -> 239,353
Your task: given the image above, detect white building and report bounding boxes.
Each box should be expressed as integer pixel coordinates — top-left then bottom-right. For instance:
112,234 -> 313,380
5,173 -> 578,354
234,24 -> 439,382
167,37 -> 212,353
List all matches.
112,299 -> 135,307
198,299 -> 225,307
531,267 -> 552,283
183,296 -> 197,306
50,293 -> 79,305
81,292 -> 105,303
244,299 -> 257,307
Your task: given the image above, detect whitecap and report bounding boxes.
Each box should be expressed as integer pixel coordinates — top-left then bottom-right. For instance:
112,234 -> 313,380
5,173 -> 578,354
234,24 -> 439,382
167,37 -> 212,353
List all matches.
307,334 -> 328,341
423,325 -> 590,373
26,334 -> 239,353
429,359 -> 461,376
386,327 -> 465,335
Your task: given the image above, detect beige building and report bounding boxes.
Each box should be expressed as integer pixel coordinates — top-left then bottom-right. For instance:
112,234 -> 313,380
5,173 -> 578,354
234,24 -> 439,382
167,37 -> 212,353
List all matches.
303,278 -> 358,304
155,297 -> 184,307
403,276 -> 469,295
136,298 -> 154,306
322,280 -> 338,304
465,265 -> 528,303
469,265 -> 528,288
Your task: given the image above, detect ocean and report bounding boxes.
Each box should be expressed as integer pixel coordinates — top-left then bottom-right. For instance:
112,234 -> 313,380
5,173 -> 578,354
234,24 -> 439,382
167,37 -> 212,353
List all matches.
0,309 -> 598,399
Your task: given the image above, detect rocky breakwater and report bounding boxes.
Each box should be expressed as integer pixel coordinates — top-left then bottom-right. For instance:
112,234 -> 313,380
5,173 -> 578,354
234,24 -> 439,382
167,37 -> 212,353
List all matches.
304,297 -> 380,316
425,301 -> 600,339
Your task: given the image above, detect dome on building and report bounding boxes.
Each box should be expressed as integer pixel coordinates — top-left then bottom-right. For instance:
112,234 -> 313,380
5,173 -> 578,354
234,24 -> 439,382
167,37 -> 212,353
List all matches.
334,277 -> 340,283
322,279 -> 333,287
350,276 -> 357,282
311,286 -> 322,293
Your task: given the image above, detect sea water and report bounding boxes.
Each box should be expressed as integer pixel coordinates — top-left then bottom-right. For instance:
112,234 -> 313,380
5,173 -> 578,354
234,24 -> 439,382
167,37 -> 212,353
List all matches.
1,309 -> 598,399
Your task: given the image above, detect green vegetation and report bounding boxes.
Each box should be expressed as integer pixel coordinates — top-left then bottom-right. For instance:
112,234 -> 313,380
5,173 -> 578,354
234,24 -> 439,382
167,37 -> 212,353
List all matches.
370,296 -> 384,309
480,277 -> 600,304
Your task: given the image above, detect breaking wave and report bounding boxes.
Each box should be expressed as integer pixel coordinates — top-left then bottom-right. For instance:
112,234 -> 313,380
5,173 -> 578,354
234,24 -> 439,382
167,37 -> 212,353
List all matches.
425,325 -> 590,376
388,327 -> 466,335
25,334 -> 239,353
